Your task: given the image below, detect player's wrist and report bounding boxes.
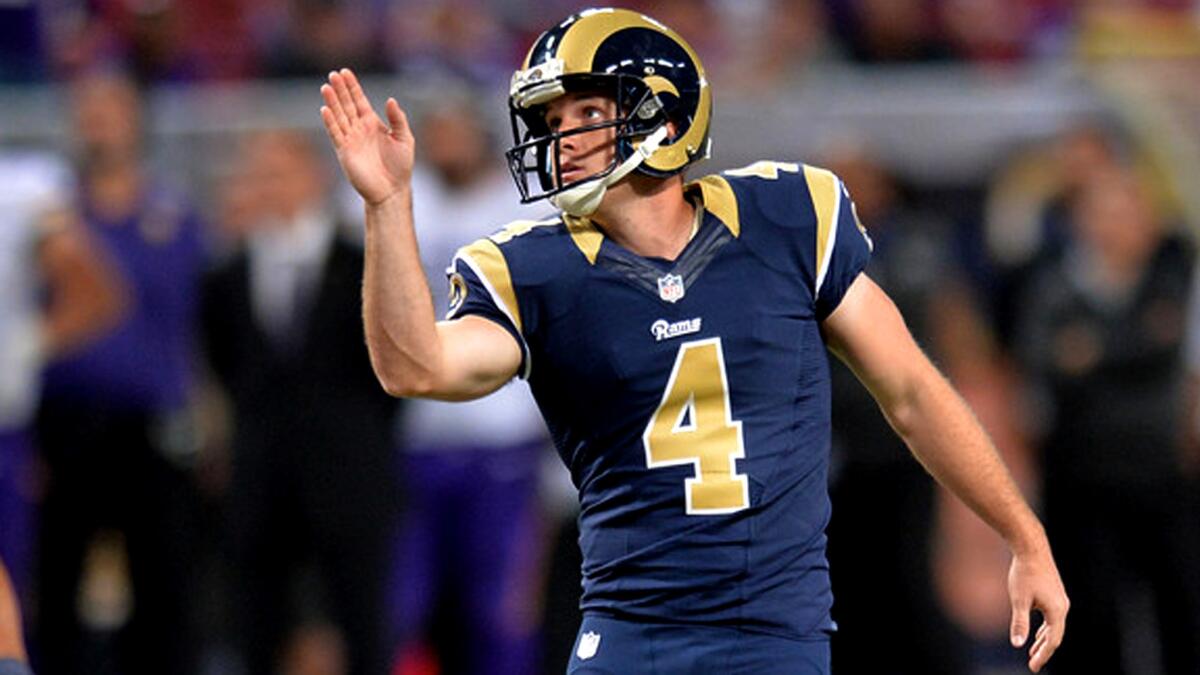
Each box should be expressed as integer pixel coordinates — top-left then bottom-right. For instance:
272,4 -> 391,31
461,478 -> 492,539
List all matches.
1006,519 -> 1050,559
363,186 -> 412,212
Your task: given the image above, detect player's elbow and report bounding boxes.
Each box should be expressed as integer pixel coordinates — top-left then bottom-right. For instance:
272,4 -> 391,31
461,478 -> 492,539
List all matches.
877,370 -> 938,441
378,370 -> 437,399
881,365 -> 958,442
371,359 -> 439,399
883,389 -> 922,440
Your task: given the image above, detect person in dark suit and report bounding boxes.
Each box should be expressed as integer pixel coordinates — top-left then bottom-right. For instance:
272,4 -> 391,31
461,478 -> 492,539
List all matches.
201,129 -> 401,675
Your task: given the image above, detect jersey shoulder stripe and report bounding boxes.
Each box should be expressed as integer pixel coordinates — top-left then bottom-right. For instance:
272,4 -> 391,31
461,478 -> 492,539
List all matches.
710,160 -> 868,313
447,216 -> 560,380
801,164 -> 842,299
451,238 -> 522,332
688,174 -> 740,237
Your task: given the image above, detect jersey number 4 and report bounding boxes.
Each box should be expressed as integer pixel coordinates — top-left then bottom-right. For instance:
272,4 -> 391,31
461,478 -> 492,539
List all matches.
642,338 -> 750,515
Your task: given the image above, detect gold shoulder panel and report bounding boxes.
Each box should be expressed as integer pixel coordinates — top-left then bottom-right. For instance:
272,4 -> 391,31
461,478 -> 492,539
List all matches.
563,214 -> 604,264
456,238 -> 523,334
489,218 -> 559,246
802,164 -> 841,291
688,175 -> 739,237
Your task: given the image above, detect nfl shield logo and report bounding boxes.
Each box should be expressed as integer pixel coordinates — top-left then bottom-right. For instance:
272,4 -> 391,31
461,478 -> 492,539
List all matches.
576,631 -> 601,660
657,273 -> 685,303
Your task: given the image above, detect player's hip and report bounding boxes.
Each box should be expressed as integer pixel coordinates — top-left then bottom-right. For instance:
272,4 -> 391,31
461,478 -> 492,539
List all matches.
566,612 -> 831,675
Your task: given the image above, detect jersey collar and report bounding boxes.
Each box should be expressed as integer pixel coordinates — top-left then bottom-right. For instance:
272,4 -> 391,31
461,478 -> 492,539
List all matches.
563,173 -> 740,265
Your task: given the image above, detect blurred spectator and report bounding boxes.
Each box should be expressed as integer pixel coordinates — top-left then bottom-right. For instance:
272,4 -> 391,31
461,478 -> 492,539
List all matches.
200,129 -> 400,675
0,2 -> 50,82
0,150 -> 125,620
259,0 -> 388,79
34,71 -> 208,675
386,0 -> 520,85
984,123 -> 1126,347
831,0 -> 951,63
1187,264 -> 1200,477
387,100 -> 550,675
938,0 -> 1035,64
821,140 -> 969,675
49,0 -> 213,82
710,0 -> 839,93
1014,165 -> 1200,675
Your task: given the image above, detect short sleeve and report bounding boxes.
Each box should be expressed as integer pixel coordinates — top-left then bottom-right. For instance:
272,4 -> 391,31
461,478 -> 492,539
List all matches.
811,172 -> 873,319
445,238 -> 531,379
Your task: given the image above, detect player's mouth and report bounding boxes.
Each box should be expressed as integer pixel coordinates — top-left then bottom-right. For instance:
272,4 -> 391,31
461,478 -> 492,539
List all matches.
560,163 -> 586,183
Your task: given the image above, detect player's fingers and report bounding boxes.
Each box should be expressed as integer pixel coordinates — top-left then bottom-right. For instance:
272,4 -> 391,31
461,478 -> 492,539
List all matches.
319,106 -> 344,147
320,84 -> 350,136
1010,593 -> 1032,647
340,68 -> 374,121
385,97 -> 410,138
1027,607 -> 1065,667
1028,625 -> 1053,672
329,70 -> 359,124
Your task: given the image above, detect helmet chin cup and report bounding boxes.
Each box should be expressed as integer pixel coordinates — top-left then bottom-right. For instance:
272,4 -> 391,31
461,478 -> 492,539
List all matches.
550,126 -> 669,217
550,180 -> 606,217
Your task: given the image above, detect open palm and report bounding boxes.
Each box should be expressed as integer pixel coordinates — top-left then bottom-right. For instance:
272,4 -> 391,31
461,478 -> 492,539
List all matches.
320,68 -> 414,206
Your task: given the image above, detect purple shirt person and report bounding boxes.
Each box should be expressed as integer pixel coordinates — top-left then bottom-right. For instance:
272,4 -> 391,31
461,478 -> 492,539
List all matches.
33,72 -> 207,675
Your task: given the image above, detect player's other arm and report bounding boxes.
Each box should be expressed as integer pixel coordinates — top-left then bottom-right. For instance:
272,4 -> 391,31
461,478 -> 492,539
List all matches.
821,273 -> 1068,674
320,69 -> 521,401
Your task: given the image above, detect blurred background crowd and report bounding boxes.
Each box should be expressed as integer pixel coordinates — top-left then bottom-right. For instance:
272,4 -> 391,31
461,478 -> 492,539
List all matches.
2,0 -> 1200,674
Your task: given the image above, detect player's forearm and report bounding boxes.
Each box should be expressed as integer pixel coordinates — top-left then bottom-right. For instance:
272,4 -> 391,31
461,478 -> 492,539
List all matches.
362,189 -> 444,397
887,365 -> 1048,556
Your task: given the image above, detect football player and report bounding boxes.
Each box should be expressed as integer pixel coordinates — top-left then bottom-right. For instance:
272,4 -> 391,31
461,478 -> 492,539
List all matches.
320,7 -> 1068,674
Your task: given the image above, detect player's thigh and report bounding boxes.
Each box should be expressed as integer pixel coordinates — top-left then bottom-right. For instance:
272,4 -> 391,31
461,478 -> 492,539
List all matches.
566,614 -> 830,675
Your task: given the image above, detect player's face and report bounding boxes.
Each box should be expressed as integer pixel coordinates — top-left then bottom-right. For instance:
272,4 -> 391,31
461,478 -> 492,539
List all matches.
542,93 -> 618,186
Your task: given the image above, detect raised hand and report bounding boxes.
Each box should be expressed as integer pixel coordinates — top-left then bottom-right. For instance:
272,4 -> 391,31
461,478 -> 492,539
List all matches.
320,68 -> 414,206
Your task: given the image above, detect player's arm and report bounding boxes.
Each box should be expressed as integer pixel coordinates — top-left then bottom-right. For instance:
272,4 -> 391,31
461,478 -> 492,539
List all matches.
37,208 -> 127,358
821,273 -> 1069,674
320,69 -> 521,400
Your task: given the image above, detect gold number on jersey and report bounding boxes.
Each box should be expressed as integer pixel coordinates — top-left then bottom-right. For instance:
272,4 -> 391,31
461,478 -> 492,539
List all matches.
724,160 -> 800,180
643,338 -> 749,515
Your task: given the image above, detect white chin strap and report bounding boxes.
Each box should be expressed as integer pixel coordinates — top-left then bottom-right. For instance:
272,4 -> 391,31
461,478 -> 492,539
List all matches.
550,126 -> 670,217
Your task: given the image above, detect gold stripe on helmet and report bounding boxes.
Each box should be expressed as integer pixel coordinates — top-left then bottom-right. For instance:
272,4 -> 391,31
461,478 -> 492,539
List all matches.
646,76 -> 710,173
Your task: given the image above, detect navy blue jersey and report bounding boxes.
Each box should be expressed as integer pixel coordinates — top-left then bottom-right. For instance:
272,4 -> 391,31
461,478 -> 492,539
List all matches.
446,161 -> 872,639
